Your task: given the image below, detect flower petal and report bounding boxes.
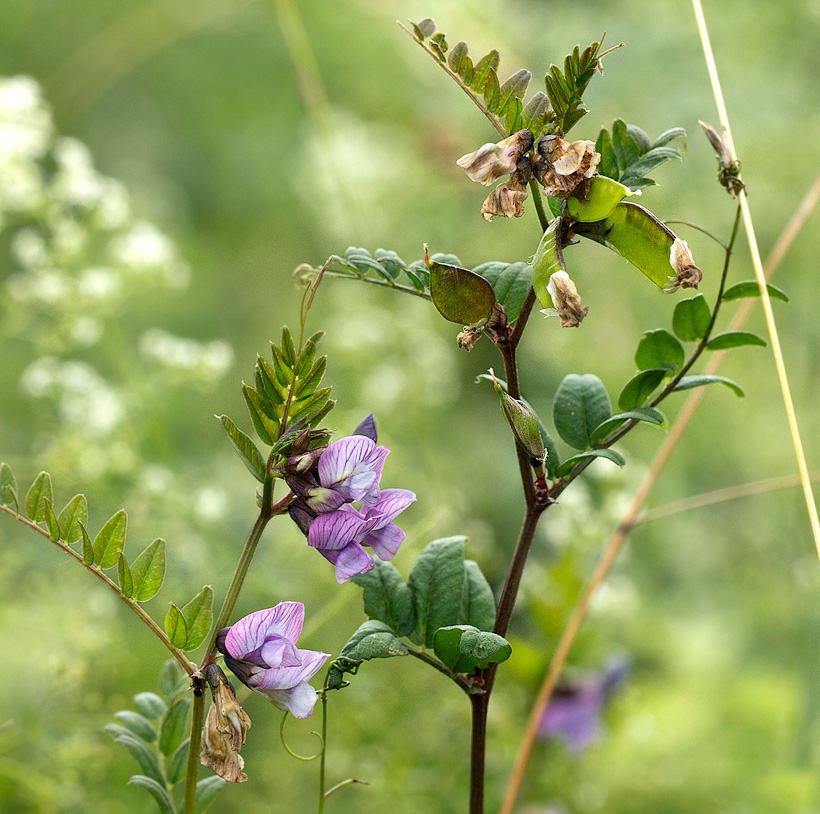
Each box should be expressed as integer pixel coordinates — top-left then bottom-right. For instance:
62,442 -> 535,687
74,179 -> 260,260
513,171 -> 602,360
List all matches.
352,413 -> 378,441
307,508 -> 371,551
332,541 -> 375,583
361,522 -> 405,560
317,435 -> 390,505
224,602 -> 305,659
255,681 -> 320,719
259,636 -> 301,669
362,488 -> 417,526
318,435 -> 375,486
248,647 -> 330,691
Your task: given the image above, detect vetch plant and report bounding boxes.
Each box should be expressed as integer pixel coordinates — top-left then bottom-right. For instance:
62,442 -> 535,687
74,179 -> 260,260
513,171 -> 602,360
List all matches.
1,9 -> 817,814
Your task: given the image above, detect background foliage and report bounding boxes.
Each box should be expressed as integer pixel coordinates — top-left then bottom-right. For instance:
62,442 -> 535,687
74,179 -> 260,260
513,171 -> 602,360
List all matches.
2,0 -> 820,812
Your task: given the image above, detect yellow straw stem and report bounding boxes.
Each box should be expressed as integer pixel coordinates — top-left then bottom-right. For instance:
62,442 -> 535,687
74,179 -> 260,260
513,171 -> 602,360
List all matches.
692,0 -> 820,559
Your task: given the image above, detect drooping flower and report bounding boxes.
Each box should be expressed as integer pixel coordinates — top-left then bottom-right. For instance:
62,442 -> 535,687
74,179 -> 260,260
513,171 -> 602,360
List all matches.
216,602 -> 330,719
666,237 -> 702,290
481,175 -> 528,221
456,130 -> 534,186
535,136 -> 601,199
307,488 -> 417,583
542,270 -> 589,328
200,663 -> 251,783
539,659 -> 629,753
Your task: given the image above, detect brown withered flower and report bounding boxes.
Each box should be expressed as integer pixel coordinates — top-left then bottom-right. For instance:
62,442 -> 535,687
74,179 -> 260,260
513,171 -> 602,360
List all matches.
456,129 -> 534,186
200,664 -> 252,783
481,174 -> 528,221
667,238 -> 702,291
535,136 -> 601,200
699,120 -> 744,198
544,270 -> 589,328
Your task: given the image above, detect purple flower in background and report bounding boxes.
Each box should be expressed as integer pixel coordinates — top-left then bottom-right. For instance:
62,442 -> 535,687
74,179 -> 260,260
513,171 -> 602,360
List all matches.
538,658 -> 629,753
216,602 -> 330,718
286,415 -> 417,582
308,488 -> 417,583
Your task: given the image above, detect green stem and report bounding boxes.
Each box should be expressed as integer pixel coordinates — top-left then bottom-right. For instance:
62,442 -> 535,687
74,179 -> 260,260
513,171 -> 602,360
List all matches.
318,691 -> 328,813
529,178 -> 551,232
0,504 -> 196,675
203,504 -> 274,661
183,676 -> 206,814
406,646 -> 472,691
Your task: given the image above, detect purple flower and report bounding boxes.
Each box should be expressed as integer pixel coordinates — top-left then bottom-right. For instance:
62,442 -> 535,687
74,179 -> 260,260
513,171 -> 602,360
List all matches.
217,602 -> 330,719
285,414 -> 389,513
316,434 -> 389,507
538,659 -> 629,753
285,415 -> 417,582
307,488 -> 417,583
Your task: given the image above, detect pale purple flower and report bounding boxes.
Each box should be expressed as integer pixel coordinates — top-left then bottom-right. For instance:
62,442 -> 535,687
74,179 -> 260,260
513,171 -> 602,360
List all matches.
538,659 -> 629,753
217,602 -> 330,719
285,414 -> 389,513
307,488 -> 417,583
316,434 -> 389,507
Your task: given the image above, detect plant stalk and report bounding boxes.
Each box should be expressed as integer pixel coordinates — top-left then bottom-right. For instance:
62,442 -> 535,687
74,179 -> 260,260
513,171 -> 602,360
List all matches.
183,675 -> 206,814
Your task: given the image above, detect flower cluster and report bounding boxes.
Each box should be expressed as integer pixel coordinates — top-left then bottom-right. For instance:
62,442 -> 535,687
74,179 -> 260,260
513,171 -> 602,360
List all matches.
286,414 -> 416,583
216,602 -> 330,719
456,129 -> 602,222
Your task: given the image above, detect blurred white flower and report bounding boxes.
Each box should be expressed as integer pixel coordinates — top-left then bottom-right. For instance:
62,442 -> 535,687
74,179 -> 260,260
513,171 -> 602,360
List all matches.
139,329 -> 234,378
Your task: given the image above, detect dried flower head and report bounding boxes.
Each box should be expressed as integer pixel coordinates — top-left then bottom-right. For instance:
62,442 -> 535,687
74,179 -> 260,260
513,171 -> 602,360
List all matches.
481,177 -> 528,221
699,120 -> 744,197
456,130 -> 534,186
535,136 -> 601,199
543,270 -> 589,327
666,238 -> 702,290
200,665 -> 251,783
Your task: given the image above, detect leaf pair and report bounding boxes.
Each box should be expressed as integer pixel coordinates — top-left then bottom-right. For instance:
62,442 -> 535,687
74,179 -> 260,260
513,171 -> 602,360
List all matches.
165,586 -> 214,651
342,537 -> 511,676
9,467 -> 168,601
552,374 -> 665,476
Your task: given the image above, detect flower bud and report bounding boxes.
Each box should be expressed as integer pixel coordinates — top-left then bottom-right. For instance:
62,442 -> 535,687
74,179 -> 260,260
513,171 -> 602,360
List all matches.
544,271 -> 589,327
489,369 -> 546,463
289,427 -> 312,456
200,664 -> 251,783
456,130 -> 534,186
284,448 -> 324,474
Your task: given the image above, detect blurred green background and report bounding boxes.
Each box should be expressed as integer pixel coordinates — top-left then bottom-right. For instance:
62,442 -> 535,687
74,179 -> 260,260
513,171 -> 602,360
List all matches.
2,0 -> 820,812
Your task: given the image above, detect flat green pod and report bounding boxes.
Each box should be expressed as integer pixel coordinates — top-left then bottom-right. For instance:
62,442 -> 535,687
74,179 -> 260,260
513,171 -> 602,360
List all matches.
601,201 -> 677,289
565,176 -> 640,223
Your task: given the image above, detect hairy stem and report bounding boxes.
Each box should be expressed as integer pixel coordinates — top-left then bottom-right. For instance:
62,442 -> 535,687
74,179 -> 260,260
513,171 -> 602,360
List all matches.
183,676 -> 206,814
203,498 -> 275,661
